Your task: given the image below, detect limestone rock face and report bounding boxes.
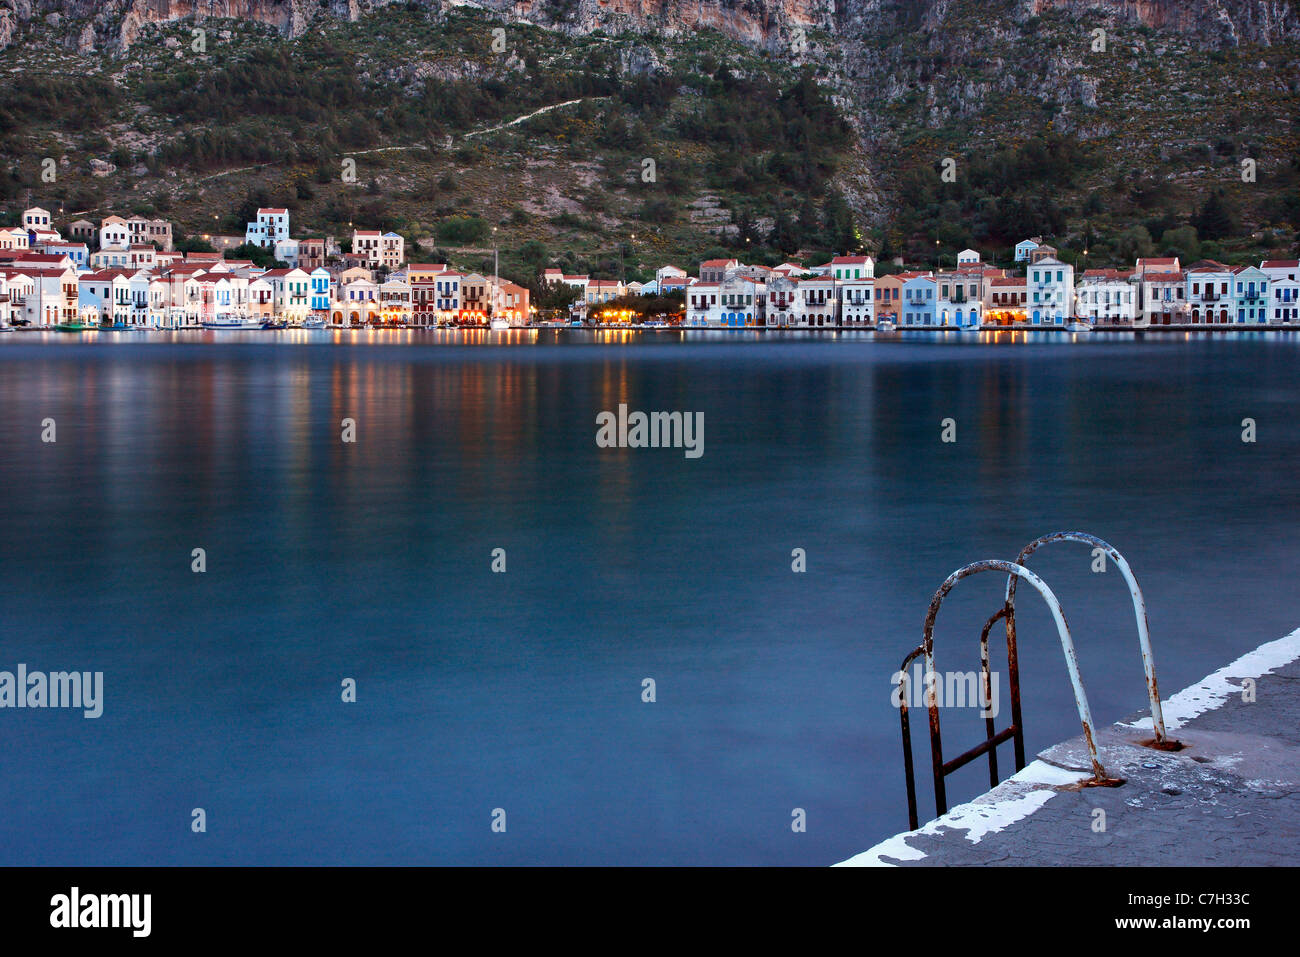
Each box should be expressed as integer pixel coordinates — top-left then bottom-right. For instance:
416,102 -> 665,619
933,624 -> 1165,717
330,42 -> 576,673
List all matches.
1,0 -> 1296,53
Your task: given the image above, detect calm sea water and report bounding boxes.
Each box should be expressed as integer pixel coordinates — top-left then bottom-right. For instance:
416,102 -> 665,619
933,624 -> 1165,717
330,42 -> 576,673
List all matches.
1,328 -> 1297,865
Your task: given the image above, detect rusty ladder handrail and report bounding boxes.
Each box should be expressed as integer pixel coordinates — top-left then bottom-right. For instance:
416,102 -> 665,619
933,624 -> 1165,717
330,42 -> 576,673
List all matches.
898,559 -> 1118,830
1006,531 -> 1170,746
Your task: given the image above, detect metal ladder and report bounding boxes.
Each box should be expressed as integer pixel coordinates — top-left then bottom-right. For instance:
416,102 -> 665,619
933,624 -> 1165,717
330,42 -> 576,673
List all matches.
897,532 -> 1176,831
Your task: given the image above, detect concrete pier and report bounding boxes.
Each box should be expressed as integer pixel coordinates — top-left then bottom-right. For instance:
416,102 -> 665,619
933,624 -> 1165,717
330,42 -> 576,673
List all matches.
841,629 -> 1300,866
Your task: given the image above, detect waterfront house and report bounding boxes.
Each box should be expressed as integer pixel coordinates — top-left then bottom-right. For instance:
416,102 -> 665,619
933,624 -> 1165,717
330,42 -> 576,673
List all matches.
90,245 -> 131,269
29,228 -> 61,250
873,273 -> 925,322
128,244 -> 157,270
8,252 -> 76,272
1259,259 -> 1299,284
21,207 -> 52,234
0,271 -> 34,325
77,269 -> 130,324
352,230 -> 381,267
338,276 -> 379,325
686,281 -> 720,327
1185,261 -> 1234,324
985,277 -> 1029,324
935,271 -> 984,327
246,208 -> 289,248
42,241 -> 89,269
586,280 -> 624,307
1230,266 -> 1269,324
0,227 -> 30,251
1026,256 -> 1073,324
274,238 -> 300,267
67,219 -> 96,244
406,262 -> 444,323
656,265 -> 688,291
267,267 -> 311,322
339,265 -> 374,286
765,276 -> 799,327
460,274 -> 490,323
380,232 -> 405,271
901,274 -> 937,326
698,258 -> 738,283
247,277 -> 275,321
125,216 -> 173,252
1014,237 -> 1042,262
19,266 -> 78,325
1138,271 -> 1187,326
1270,277 -> 1300,324
378,278 -> 413,324
127,270 -> 155,325
1028,244 -> 1058,265
434,270 -> 463,322
1135,256 -> 1180,277
299,238 -> 328,272
706,274 -> 763,328
839,276 -> 875,327
796,274 -> 837,327
309,268 -> 332,316
491,278 -> 530,326
1075,269 -> 1137,326
99,216 -> 129,250
829,255 -> 875,281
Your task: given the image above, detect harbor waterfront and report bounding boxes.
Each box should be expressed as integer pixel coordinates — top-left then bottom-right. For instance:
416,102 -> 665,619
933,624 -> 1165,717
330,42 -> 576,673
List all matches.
2,205 -> 1298,332
2,331 -> 1299,866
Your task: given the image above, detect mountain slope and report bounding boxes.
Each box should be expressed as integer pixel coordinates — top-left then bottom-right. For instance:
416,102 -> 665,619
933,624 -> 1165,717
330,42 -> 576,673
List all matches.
0,0 -> 1296,281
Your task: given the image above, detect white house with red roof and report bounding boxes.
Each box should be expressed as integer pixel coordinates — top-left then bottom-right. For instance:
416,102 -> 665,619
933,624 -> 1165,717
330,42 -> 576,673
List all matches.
1259,259 -> 1299,284
698,258 -> 738,282
0,227 -> 30,251
1137,271 -> 1187,326
1075,269 -> 1137,325
1185,260 -> 1234,324
99,216 -> 130,250
42,241 -> 89,269
838,275 -> 875,326
0,271 -> 35,326
19,266 -> 79,325
1134,256 -> 1180,277
246,208 -> 289,248
1269,275 -> 1299,324
827,255 -> 875,281
797,274 -> 837,327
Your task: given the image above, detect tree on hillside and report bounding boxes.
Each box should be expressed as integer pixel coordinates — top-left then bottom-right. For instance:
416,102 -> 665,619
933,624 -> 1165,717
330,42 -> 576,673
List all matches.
1115,226 -> 1155,263
1192,191 -> 1237,241
1160,226 -> 1201,262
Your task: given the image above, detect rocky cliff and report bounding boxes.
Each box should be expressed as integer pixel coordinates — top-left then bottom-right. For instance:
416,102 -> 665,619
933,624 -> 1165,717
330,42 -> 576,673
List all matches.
1,0 -> 1295,53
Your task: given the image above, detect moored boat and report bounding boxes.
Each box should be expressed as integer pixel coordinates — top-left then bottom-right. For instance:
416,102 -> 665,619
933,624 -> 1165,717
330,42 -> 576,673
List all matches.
202,316 -> 262,330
